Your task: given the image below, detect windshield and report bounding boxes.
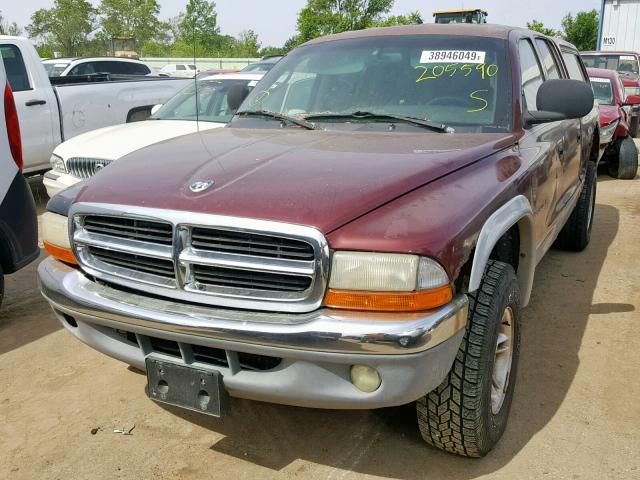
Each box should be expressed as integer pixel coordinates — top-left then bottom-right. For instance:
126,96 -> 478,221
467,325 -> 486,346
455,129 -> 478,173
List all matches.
235,35 -> 512,132
44,62 -> 69,77
582,54 -> 639,75
153,78 -> 257,123
590,77 -> 615,105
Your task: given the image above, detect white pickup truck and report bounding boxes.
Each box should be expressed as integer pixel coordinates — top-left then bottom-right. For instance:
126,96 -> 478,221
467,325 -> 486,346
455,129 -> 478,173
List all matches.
0,36 -> 192,174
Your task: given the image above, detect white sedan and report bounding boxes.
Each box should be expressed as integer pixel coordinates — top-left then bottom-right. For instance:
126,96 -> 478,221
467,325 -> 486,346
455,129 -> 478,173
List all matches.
44,73 -> 263,197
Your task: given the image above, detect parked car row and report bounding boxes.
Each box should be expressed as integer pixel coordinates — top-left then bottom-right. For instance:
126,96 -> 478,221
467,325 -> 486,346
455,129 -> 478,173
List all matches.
0,36 -> 192,173
36,24 -> 606,459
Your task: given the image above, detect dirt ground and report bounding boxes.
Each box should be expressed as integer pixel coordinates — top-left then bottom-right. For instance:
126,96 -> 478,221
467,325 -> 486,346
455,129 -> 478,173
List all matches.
1,168 -> 639,480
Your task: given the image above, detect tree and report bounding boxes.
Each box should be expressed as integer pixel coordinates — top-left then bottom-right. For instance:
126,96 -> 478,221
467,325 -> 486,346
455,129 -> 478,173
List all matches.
232,30 -> 261,57
562,9 -> 599,51
27,0 -> 97,56
98,0 -> 165,45
296,0 -> 394,43
0,11 -> 23,36
374,11 -> 423,27
526,20 -> 561,38
178,0 -> 221,51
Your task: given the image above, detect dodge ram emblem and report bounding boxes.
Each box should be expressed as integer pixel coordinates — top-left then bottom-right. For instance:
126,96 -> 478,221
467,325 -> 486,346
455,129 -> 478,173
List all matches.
189,180 -> 214,193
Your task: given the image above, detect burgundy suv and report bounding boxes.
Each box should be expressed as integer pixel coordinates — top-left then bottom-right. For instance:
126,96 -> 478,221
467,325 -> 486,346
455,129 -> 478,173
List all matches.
39,24 -> 598,457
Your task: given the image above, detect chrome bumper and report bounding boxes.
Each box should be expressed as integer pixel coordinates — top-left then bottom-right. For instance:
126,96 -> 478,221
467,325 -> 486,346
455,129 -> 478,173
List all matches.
38,257 -> 468,356
39,257 -> 468,409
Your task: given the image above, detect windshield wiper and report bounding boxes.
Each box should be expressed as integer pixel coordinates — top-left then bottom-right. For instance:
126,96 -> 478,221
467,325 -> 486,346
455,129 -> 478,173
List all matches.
304,111 -> 454,133
236,110 -> 316,130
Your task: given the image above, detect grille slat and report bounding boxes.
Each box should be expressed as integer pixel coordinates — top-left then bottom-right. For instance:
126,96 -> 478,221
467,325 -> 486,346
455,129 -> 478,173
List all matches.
89,246 -> 175,278
192,228 -> 315,261
84,216 -> 173,245
193,265 -> 312,292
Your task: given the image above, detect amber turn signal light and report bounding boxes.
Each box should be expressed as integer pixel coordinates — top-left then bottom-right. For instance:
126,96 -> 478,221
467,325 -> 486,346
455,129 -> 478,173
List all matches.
44,241 -> 77,265
324,285 -> 453,312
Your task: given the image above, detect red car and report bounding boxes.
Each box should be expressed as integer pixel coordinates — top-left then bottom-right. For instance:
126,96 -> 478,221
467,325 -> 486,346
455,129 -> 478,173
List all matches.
588,67 -> 639,179
582,51 -> 640,137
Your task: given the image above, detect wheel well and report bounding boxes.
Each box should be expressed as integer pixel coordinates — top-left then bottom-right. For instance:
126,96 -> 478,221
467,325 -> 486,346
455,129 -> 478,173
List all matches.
589,129 -> 600,164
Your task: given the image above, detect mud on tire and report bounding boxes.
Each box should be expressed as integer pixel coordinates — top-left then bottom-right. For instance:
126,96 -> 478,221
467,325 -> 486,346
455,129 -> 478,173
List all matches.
416,260 -> 521,457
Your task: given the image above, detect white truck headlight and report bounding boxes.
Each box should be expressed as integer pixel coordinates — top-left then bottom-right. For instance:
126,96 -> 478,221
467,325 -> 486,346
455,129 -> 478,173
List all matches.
50,154 -> 67,173
326,252 -> 452,312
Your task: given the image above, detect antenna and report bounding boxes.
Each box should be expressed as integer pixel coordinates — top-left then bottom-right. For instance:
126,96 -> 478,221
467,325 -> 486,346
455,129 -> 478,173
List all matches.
193,24 -> 199,133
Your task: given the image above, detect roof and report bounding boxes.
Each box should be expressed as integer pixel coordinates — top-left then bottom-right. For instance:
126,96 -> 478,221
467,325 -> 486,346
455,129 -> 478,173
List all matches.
582,51 -> 639,56
199,73 -> 264,81
42,56 -> 146,64
304,23 -> 519,46
433,9 -> 487,14
587,67 -> 619,79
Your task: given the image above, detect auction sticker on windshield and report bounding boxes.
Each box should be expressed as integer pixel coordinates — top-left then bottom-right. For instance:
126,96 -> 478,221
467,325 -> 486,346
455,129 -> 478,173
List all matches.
420,50 -> 486,64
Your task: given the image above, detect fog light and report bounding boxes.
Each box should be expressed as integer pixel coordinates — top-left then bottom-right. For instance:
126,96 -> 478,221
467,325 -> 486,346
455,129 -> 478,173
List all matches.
350,365 -> 381,393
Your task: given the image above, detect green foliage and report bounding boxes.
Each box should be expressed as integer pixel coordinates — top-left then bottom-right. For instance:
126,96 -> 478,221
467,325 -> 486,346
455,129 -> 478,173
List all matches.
98,0 -> 164,45
178,0 -> 219,48
296,0 -> 394,43
526,20 -> 561,38
232,30 -> 261,57
26,0 -> 97,56
562,9 -> 599,51
373,11 -> 423,27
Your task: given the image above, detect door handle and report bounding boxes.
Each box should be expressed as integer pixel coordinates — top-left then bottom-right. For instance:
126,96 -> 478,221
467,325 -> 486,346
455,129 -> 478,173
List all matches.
25,99 -> 47,106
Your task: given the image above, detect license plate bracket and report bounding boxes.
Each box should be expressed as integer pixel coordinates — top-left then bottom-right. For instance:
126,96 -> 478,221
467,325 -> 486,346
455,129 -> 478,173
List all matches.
145,357 -> 227,417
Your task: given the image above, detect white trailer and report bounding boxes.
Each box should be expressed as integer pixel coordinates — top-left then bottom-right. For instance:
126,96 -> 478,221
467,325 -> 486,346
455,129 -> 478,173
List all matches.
598,0 -> 640,51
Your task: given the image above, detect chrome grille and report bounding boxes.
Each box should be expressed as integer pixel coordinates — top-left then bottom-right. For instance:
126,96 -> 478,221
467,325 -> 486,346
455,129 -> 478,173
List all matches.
71,204 -> 329,313
67,157 -> 113,179
88,246 -> 175,279
191,228 -> 315,261
84,216 -> 173,245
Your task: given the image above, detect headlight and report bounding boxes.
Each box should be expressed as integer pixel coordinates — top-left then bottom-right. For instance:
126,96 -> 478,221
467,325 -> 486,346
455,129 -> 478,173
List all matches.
624,86 -> 640,97
42,212 -> 76,264
325,252 -> 452,312
50,154 -> 67,173
600,119 -> 619,139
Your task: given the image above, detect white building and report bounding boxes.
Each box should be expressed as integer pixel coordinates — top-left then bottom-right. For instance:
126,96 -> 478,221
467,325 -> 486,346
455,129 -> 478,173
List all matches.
599,0 -> 640,51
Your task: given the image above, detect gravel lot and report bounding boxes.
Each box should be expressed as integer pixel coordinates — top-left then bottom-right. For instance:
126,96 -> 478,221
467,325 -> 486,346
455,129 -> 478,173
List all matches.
1,165 -> 639,479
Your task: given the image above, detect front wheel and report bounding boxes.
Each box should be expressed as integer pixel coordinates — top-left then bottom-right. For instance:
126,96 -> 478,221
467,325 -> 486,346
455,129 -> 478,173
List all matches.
629,116 -> 639,138
608,136 -> 638,180
0,265 -> 4,308
416,260 -> 521,457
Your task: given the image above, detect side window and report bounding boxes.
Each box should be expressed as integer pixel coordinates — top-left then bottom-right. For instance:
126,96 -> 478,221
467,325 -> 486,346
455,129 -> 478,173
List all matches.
69,63 -> 96,76
519,40 -> 545,112
562,51 -> 588,82
535,39 -> 561,79
0,44 -> 31,92
127,63 -> 150,75
176,64 -> 186,71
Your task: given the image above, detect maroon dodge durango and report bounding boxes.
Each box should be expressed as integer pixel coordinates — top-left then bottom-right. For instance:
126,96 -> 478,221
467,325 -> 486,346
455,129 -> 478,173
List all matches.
39,24 -> 599,457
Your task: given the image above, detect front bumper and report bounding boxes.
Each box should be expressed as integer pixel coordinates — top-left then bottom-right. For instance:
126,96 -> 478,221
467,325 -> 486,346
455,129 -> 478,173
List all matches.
39,257 -> 468,409
43,171 -> 81,198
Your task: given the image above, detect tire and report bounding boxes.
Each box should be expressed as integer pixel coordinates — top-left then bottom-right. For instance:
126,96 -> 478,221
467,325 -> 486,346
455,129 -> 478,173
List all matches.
0,266 -> 4,309
629,116 -> 639,138
416,260 -> 521,457
555,162 -> 597,251
608,136 -> 638,180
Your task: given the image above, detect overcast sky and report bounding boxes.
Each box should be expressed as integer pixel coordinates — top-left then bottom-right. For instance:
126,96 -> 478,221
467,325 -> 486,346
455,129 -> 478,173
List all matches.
2,0 -> 602,47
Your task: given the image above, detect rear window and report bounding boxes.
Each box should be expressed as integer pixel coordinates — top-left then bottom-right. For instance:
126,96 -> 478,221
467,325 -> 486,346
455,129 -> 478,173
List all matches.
0,44 -> 31,92
582,54 -> 639,75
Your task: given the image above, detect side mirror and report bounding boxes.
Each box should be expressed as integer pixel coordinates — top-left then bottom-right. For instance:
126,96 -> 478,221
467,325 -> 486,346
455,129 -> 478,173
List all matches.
524,79 -> 594,126
227,84 -> 250,112
623,95 -> 640,107
150,104 -> 162,116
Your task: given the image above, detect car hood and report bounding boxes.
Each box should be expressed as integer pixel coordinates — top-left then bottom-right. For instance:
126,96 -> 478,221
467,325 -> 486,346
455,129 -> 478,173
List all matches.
76,128 -> 516,234
54,120 -> 223,162
619,73 -> 640,86
598,104 -> 622,126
